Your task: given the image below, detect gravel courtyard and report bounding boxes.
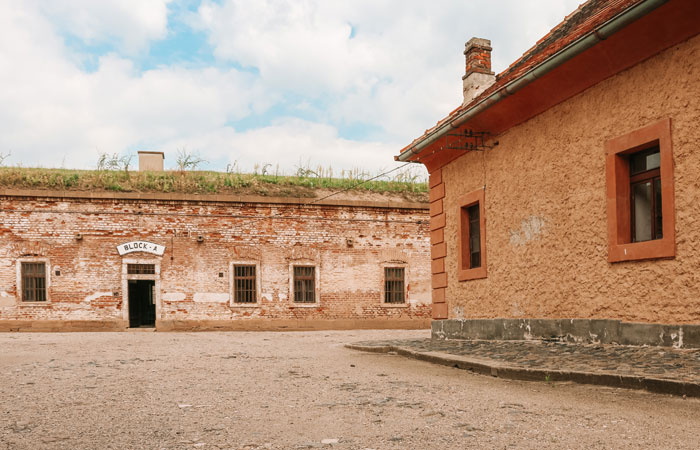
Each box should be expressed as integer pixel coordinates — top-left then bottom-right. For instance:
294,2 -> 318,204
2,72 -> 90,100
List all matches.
1,330 -> 699,449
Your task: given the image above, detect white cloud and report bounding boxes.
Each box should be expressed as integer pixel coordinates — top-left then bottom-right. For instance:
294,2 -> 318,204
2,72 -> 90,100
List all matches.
196,0 -> 583,141
35,0 -> 172,54
0,1 -> 269,169
0,0 -> 582,175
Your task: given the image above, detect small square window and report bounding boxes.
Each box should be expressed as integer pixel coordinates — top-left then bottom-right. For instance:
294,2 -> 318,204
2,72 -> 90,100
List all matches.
457,189 -> 487,281
234,265 -> 257,304
384,267 -> 405,304
293,266 -> 316,304
21,262 -> 47,302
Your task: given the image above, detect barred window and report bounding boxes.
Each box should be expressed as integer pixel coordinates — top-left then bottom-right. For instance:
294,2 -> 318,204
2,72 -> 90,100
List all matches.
127,264 -> 156,274
384,267 -> 405,304
234,265 -> 257,303
293,266 -> 316,303
21,262 -> 47,302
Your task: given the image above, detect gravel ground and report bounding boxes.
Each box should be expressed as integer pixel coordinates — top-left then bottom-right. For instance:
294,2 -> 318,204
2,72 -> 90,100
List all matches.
1,330 -> 699,450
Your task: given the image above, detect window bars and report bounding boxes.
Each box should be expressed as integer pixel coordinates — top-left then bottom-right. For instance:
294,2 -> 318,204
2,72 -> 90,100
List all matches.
234,265 -> 257,303
127,264 -> 156,275
293,266 -> 316,303
21,262 -> 46,302
384,267 -> 405,304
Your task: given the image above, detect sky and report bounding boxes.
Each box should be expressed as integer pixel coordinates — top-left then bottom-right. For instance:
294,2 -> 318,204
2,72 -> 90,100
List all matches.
0,0 -> 582,176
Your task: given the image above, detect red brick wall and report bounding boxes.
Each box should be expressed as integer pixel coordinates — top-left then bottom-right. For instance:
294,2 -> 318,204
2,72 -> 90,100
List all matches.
0,191 -> 431,329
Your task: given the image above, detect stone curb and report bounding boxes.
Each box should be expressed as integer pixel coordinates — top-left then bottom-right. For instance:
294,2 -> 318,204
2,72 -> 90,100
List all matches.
345,343 -> 700,398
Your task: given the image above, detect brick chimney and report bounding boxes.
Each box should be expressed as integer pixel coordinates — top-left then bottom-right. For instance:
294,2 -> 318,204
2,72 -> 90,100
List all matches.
138,151 -> 164,171
462,37 -> 496,105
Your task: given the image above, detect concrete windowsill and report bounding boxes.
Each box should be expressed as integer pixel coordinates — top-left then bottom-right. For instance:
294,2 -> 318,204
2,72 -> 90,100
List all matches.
380,303 -> 409,308
19,301 -> 51,307
230,303 -> 260,308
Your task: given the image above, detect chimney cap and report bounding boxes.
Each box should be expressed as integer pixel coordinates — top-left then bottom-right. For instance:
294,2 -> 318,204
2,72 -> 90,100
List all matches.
464,37 -> 492,53
137,151 -> 164,158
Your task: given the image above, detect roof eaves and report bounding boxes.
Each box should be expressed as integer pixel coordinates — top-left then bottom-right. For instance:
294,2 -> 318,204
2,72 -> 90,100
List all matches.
398,0 -> 651,161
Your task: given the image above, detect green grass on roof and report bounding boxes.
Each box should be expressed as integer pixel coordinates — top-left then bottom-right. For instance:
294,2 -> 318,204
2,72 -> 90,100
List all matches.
0,167 -> 428,199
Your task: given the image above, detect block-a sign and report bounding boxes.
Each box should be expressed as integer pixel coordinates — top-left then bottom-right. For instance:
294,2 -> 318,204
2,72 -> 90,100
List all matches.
117,241 -> 166,256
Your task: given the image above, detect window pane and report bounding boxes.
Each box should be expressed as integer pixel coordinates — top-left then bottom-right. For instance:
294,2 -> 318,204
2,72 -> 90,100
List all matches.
293,266 -> 315,303
630,147 -> 660,175
470,249 -> 481,269
632,181 -> 653,242
384,267 -> 405,304
467,204 -> 481,269
21,262 -> 46,302
654,177 -> 663,239
234,265 -> 256,303
127,264 -> 155,274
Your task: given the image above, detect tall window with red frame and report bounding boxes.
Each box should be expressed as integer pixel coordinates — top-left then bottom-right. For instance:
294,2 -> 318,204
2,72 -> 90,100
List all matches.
462,203 -> 481,269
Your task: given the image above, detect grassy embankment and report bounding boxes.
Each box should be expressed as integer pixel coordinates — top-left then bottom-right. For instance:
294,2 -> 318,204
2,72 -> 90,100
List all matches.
0,166 -> 428,199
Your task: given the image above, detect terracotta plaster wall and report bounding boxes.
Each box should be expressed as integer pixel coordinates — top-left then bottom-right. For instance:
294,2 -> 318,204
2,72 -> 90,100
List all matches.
442,34 -> 700,324
0,195 -> 430,325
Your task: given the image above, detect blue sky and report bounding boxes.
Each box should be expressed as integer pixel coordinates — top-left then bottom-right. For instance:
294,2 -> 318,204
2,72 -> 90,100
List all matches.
0,0 -> 582,176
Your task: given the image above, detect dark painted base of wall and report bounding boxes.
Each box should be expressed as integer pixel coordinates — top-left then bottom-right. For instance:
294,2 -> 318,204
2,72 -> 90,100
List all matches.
432,318 -> 700,348
0,318 -> 430,332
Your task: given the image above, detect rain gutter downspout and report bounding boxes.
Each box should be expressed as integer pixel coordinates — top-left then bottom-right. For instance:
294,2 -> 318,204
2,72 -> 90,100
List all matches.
398,0 -> 668,162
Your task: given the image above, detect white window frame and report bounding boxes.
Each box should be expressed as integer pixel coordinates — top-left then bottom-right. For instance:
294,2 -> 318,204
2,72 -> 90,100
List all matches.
121,258 -> 161,324
229,261 -> 261,307
16,257 -> 51,305
289,262 -> 320,307
380,262 -> 409,308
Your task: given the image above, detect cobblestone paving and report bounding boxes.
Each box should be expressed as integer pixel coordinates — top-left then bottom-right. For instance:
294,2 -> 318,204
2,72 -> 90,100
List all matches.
351,339 -> 700,383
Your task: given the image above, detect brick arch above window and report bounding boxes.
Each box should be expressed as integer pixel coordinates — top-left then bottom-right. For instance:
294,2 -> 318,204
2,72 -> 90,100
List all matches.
231,246 -> 262,261
380,248 -> 408,264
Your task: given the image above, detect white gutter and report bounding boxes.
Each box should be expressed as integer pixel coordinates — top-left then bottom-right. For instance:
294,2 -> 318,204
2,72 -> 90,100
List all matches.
398,0 -> 668,162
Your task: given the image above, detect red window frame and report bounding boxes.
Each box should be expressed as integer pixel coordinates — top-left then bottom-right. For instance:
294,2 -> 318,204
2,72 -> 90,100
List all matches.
457,188 -> 487,281
605,118 -> 675,263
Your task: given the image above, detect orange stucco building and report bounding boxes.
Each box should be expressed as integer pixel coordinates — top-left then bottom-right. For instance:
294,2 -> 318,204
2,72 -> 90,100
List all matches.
398,0 -> 700,346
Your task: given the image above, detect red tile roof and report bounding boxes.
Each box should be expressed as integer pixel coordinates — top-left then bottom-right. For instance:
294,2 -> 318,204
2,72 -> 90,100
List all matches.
401,0 -> 644,154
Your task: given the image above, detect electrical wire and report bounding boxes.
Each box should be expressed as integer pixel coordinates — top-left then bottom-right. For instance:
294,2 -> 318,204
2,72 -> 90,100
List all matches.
307,162 -> 415,205
0,163 -> 427,227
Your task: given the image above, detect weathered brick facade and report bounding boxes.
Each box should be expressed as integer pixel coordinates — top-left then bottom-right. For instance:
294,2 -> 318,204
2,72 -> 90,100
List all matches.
0,190 -> 431,331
